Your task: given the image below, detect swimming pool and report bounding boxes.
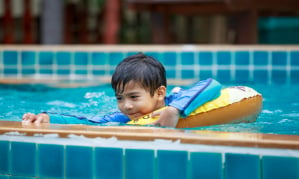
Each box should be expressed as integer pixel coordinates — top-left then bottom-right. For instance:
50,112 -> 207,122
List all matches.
0,45 -> 298,179
0,82 -> 298,135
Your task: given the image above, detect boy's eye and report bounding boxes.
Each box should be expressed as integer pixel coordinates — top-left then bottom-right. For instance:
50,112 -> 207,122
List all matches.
130,95 -> 139,99
116,96 -> 122,101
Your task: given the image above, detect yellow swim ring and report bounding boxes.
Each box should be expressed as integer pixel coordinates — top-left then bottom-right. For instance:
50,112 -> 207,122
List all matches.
127,86 -> 263,128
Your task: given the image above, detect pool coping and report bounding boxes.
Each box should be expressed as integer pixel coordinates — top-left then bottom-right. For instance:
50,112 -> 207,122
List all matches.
1,44 -> 299,51
0,77 -> 196,87
0,121 -> 298,150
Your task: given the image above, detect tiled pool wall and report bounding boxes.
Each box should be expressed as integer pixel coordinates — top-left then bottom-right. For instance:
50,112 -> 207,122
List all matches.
0,45 -> 298,179
0,45 -> 299,84
0,134 -> 298,179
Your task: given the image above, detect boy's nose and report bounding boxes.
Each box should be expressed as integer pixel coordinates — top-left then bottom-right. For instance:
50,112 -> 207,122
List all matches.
123,101 -> 133,111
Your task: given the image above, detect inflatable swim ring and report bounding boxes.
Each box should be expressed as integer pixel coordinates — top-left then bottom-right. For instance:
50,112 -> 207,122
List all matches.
127,86 -> 263,128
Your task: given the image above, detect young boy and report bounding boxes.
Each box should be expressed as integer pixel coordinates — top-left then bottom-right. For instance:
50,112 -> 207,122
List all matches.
22,53 -> 221,127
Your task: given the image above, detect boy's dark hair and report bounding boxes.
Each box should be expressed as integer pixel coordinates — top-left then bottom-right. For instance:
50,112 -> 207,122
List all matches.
111,52 -> 167,96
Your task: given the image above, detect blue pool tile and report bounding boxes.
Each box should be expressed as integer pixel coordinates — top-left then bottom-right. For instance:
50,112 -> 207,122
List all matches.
0,141 -> 9,175
217,70 -> 231,83
40,68 -> 53,75
92,69 -> 106,75
182,70 -> 195,79
272,70 -> 287,83
39,51 -> 54,65
253,70 -> 268,83
66,145 -> 93,179
166,70 -> 176,79
235,51 -> 250,65
199,70 -> 213,81
157,150 -> 188,179
91,52 -> 107,65
95,147 -> 123,179
272,51 -> 287,65
291,70 -> 299,83
162,52 -> 177,66
108,69 -> 115,76
22,69 -> 35,75
181,52 -> 195,65
225,153 -> 260,179
262,156 -> 299,179
57,69 -> 71,75
74,52 -> 88,65
21,51 -> 35,65
74,69 -> 88,75
253,51 -> 269,65
235,70 -> 250,83
38,144 -> 64,179
127,51 -> 140,57
216,51 -> 231,65
3,51 -> 18,65
290,51 -> 299,65
198,51 -> 213,65
9,176 -> 36,179
3,69 -> 17,75
109,52 -> 124,65
10,142 -> 37,177
56,52 -> 71,65
144,52 -> 160,60
125,149 -> 155,179
190,152 -> 222,179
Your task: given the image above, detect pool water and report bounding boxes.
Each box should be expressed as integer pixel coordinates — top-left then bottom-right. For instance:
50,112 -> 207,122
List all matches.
0,83 -> 298,135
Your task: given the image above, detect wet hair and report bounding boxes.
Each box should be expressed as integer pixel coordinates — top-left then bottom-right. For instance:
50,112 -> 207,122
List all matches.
111,52 -> 167,96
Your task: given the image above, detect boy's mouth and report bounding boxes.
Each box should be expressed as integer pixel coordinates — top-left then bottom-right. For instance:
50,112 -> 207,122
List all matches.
127,113 -> 142,120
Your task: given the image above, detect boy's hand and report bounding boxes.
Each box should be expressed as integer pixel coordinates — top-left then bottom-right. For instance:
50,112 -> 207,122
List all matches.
22,113 -> 50,124
150,106 -> 180,127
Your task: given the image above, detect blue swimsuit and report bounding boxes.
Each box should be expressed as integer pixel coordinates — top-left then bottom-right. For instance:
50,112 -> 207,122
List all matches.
46,78 -> 221,125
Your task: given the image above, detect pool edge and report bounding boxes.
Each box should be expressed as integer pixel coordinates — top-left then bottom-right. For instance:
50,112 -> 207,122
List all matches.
0,121 -> 298,150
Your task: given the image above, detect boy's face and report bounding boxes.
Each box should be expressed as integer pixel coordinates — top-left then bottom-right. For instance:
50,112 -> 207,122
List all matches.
115,81 -> 166,120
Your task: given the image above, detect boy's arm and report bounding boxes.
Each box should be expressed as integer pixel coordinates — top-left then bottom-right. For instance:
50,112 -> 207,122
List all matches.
45,112 -> 99,125
47,112 -> 130,125
152,78 -> 221,127
22,112 -> 130,125
168,78 -> 222,117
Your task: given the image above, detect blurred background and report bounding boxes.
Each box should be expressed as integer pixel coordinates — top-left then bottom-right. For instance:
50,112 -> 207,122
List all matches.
0,0 -> 299,45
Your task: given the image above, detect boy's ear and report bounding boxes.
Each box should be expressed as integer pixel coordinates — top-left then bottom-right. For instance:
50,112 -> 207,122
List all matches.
156,86 -> 166,98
